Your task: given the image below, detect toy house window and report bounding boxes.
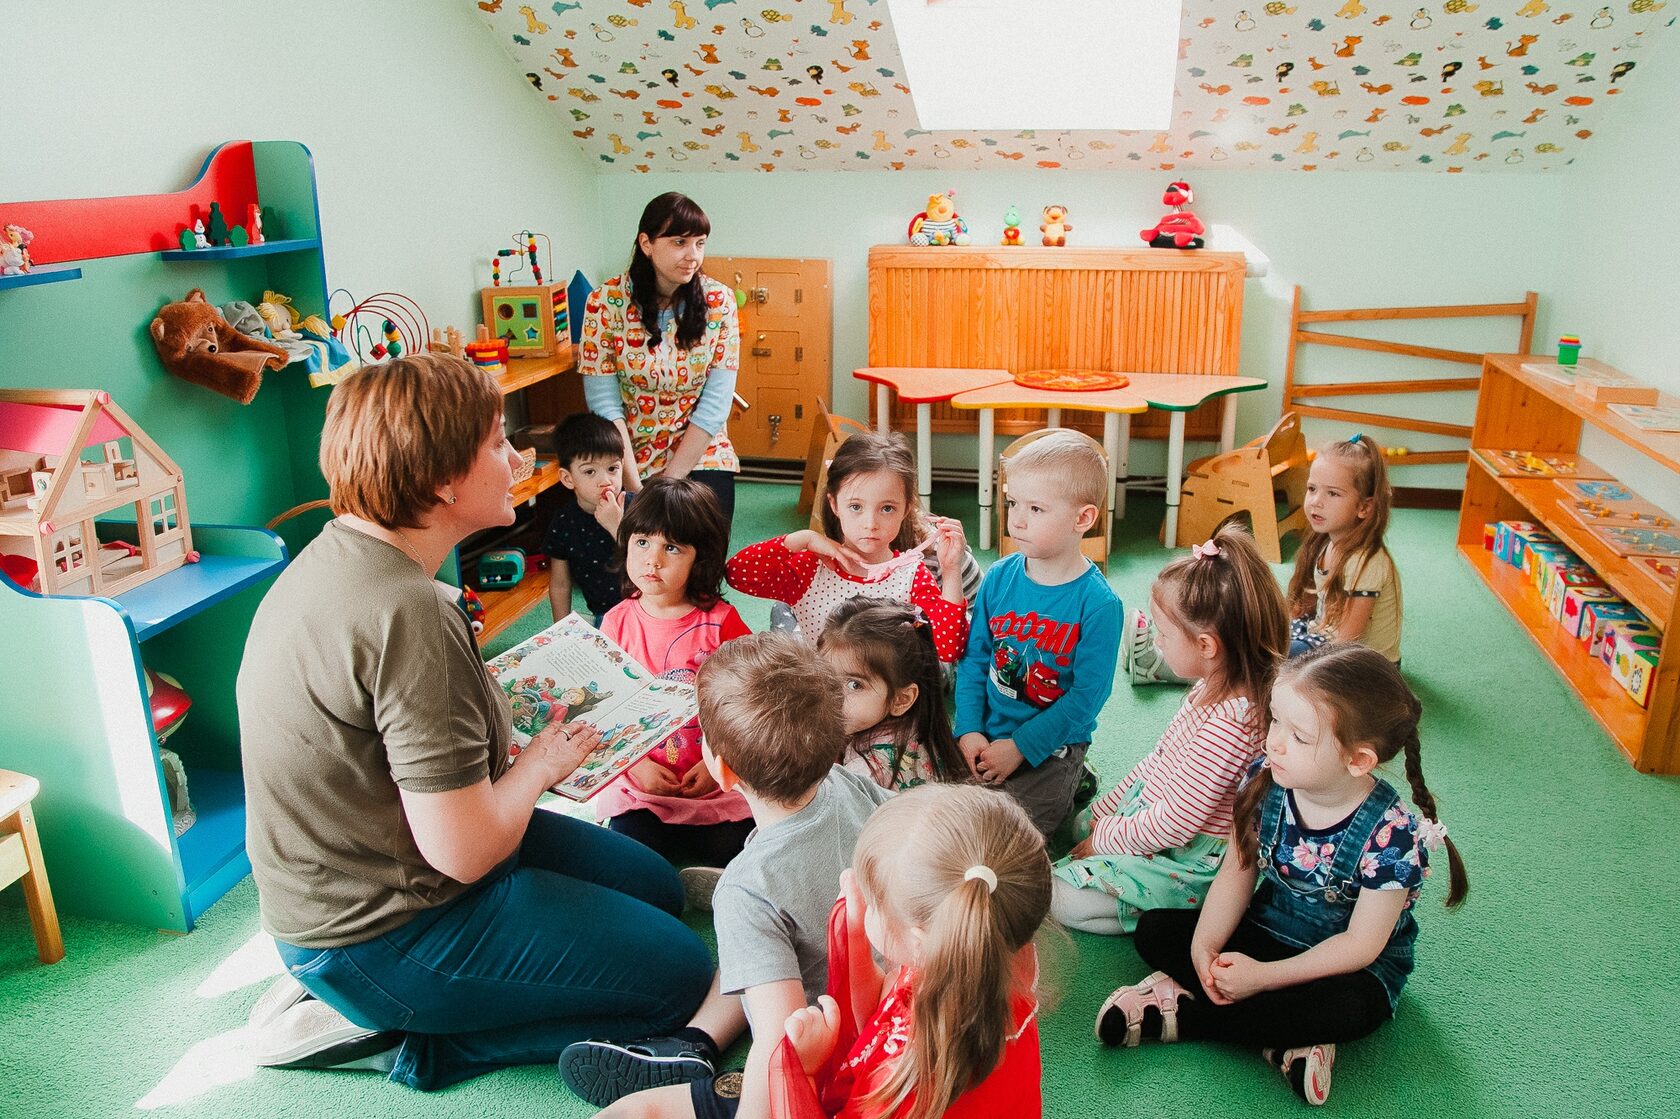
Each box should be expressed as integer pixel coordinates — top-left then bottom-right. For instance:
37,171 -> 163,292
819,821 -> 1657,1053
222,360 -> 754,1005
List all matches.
51,532 -> 86,574
884,0 -> 1180,130
149,493 -> 179,534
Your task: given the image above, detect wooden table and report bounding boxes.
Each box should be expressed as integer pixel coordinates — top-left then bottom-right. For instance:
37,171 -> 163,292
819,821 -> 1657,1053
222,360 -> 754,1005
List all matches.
949,372 -> 1267,549
852,366 -> 1012,503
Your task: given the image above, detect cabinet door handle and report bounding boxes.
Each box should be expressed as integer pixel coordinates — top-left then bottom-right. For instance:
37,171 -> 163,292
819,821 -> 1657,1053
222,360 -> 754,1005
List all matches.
751,346 -> 772,357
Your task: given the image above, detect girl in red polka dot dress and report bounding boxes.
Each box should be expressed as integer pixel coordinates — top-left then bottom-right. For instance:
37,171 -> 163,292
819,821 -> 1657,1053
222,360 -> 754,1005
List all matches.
725,432 -> 972,664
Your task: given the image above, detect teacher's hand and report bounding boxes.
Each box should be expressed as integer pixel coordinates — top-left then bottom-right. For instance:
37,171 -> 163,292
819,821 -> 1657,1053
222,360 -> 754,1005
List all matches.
525,721 -> 601,787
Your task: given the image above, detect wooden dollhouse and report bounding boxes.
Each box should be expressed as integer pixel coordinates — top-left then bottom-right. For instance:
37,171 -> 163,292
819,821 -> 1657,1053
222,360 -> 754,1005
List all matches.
0,388 -> 195,597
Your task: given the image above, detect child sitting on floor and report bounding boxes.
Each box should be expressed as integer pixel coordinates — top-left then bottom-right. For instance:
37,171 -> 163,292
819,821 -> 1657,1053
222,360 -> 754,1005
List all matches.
1097,644 -> 1468,1107
545,412 -> 633,623
594,477 -> 754,867
561,632 -> 894,1118
1286,433 -> 1403,663
955,430 -> 1122,838
772,784 -> 1050,1119
726,431 -> 975,664
816,598 -> 968,790
1053,524 -> 1288,936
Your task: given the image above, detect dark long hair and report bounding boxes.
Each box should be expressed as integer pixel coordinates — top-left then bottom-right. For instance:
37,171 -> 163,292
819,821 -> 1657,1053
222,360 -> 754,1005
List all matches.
1233,644 -> 1469,908
820,431 -> 924,552
626,192 -> 710,351
817,598 -> 965,784
615,476 -> 729,609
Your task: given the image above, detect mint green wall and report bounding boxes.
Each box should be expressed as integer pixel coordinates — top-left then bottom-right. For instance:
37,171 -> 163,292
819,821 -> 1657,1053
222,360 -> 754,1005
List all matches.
595,168 -> 1574,483
2,2 -> 603,430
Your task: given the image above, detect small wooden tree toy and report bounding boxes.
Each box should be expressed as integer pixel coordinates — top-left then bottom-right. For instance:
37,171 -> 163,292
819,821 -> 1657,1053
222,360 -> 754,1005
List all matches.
0,389 -> 196,598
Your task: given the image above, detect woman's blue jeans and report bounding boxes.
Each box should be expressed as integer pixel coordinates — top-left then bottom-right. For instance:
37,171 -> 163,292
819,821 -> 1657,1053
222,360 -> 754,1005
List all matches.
275,808 -> 713,1091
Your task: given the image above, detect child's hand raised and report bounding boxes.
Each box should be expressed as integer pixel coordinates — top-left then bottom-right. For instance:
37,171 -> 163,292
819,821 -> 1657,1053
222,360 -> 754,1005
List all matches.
783,529 -> 867,577
627,755 -> 683,797
929,515 -> 968,573
678,759 -> 718,798
784,995 -> 841,1076
593,488 -> 625,537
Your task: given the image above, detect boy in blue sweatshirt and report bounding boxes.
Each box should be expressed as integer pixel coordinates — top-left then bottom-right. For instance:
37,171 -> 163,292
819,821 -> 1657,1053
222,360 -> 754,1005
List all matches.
956,430 -> 1122,836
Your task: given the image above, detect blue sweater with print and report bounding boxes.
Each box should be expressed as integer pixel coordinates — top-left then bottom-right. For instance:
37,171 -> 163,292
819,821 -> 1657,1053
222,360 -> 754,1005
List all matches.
954,553 -> 1122,766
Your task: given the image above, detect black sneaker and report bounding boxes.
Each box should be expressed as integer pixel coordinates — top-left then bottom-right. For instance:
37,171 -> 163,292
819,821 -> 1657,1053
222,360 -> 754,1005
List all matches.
559,1035 -> 717,1106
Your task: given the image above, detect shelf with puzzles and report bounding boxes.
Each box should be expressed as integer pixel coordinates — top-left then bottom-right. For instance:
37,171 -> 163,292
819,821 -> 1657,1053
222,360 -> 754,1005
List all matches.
1458,353 -> 1679,773
0,140 -> 335,930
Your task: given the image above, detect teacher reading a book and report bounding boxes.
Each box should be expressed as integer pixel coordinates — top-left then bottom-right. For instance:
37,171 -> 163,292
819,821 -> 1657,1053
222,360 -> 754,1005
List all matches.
236,354 -> 713,1091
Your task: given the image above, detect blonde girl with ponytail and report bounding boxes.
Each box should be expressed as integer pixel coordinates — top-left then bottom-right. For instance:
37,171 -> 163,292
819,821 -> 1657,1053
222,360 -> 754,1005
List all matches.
771,785 -> 1051,1119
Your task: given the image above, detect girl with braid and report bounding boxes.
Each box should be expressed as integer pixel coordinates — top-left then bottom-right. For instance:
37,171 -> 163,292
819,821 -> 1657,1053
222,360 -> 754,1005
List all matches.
1094,644 -> 1468,1106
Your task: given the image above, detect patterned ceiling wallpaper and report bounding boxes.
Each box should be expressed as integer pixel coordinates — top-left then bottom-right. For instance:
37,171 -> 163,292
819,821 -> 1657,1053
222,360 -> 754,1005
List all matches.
473,0 -> 1674,172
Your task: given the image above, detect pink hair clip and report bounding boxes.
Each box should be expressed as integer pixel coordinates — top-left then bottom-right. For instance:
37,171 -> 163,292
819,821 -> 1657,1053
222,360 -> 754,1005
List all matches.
1415,817 -> 1449,852
1191,540 -> 1222,560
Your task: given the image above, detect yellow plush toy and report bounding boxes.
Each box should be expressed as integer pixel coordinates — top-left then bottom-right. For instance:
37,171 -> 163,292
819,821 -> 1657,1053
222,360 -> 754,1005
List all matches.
908,191 -> 972,246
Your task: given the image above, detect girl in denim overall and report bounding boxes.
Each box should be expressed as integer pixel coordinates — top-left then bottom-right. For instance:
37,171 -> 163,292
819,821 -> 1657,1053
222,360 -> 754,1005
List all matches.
1095,644 -> 1469,1106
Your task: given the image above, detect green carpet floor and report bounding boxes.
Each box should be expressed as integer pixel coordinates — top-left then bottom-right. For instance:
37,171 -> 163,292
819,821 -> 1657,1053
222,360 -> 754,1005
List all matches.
5,481 -> 1680,1118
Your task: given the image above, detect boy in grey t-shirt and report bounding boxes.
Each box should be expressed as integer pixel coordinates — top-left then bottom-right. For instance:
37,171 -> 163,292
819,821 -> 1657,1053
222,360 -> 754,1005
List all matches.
560,633 -> 890,1118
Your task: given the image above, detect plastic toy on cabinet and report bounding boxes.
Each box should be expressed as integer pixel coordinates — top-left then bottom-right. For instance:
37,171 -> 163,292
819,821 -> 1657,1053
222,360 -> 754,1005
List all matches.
907,192 -> 970,246
1000,204 -> 1024,246
1141,181 -> 1207,249
478,548 -> 528,590
0,388 -> 200,599
1,223 -> 34,274
1039,204 -> 1072,247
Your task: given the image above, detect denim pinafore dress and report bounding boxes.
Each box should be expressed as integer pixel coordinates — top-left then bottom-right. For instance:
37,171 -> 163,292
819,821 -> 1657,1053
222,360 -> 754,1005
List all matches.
1251,776 -> 1418,1009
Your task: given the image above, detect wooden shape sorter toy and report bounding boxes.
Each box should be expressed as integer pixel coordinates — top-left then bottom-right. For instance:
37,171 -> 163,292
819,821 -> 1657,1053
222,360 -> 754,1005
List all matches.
1553,478 -> 1675,530
1476,449 -> 1613,479
1589,524 -> 1680,560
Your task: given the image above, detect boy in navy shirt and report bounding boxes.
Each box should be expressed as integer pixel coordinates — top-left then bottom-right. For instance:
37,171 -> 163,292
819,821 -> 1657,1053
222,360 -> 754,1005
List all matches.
545,413 -> 632,623
956,430 -> 1122,837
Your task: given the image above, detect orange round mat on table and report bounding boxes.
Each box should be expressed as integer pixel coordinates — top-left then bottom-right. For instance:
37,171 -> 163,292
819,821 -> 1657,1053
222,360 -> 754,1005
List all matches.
1013,368 -> 1129,392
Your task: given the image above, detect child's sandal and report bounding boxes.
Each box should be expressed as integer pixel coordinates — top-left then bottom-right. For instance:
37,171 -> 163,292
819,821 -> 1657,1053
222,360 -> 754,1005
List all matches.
1094,970 -> 1194,1048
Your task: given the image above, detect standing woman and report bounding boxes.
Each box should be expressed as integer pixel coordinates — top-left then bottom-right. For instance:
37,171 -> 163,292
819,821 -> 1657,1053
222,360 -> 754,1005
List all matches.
580,192 -> 740,522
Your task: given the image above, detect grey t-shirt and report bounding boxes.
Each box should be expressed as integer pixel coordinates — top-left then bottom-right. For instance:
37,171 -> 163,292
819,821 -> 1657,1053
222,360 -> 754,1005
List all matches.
238,521 -> 512,949
713,765 -> 893,1003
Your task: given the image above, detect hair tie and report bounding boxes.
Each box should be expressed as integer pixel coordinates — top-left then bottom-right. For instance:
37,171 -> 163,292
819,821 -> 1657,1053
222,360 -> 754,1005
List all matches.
1415,817 -> 1448,853
1348,432 -> 1364,445
963,865 -> 998,893
1191,540 -> 1222,560
909,605 -> 931,631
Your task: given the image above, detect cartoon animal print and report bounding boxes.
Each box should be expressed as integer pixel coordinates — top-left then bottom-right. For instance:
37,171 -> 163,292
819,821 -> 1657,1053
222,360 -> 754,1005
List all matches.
1527,80 -> 1558,93
671,0 -> 698,29
847,39 -> 871,59
479,0 -> 502,11
739,131 -> 761,151
705,83 -> 737,99
1295,130 -> 1320,152
1474,78 -> 1504,94
553,47 -> 577,67
1610,60 -> 1635,83
610,133 -> 633,154
829,0 -> 854,23
1443,0 -> 1477,12
553,0 -> 583,11
1507,34 -> 1539,55
1627,0 -> 1663,11
848,81 -> 880,96
872,129 -> 893,150
1336,35 -> 1362,56
697,42 -> 721,64
1515,0 -> 1548,15
1445,131 -> 1472,153
1361,81 -> 1394,93
1337,0 -> 1367,16
1310,79 -> 1342,95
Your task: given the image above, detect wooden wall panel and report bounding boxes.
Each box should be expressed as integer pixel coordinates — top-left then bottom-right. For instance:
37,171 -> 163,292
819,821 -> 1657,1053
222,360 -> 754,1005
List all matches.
867,247 -> 1247,441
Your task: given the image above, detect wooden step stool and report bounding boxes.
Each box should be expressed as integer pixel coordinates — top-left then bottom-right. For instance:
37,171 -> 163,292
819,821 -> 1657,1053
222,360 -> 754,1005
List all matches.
1,769 -> 63,963
1176,411 -> 1310,564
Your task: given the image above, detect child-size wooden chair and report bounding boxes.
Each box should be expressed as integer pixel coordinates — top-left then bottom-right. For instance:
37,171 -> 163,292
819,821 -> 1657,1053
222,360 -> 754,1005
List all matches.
997,429 -> 1111,572
1,769 -> 64,964
800,399 -> 871,532
1175,411 -> 1310,563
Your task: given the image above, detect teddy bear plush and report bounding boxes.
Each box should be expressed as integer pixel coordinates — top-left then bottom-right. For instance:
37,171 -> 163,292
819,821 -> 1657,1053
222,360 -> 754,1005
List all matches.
149,289 -> 289,405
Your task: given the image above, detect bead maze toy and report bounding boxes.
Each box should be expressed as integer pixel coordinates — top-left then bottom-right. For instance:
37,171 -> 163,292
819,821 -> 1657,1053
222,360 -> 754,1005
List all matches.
482,230 -> 568,359
328,289 -> 431,366
0,389 -> 199,598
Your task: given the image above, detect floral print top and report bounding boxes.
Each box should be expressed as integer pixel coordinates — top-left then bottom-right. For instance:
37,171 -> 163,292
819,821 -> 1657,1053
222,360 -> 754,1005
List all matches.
1271,786 -> 1430,909
579,272 -> 740,477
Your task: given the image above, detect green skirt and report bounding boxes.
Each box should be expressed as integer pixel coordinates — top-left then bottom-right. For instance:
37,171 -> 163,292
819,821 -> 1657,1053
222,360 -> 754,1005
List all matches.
1052,779 -> 1227,934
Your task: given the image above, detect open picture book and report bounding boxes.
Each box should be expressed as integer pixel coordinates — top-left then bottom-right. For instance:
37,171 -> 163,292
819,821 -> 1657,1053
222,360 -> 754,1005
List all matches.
484,612 -> 698,801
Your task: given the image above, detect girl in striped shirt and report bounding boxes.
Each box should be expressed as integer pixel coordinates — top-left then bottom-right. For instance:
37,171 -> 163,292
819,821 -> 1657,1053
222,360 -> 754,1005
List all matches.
1051,524 -> 1289,935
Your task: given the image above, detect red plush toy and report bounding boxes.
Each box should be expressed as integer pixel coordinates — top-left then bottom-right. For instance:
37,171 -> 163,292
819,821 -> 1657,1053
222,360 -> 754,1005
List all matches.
1141,181 -> 1206,250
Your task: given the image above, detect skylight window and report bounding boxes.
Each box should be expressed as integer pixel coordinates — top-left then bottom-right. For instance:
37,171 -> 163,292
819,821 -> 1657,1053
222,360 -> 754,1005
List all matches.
885,0 -> 1182,132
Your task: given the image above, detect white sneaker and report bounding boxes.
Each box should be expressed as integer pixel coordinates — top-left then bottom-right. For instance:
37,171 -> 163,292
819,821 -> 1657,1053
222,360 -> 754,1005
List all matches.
679,866 -> 724,913
248,971 -> 312,1030
1265,1043 -> 1336,1106
252,998 -> 396,1070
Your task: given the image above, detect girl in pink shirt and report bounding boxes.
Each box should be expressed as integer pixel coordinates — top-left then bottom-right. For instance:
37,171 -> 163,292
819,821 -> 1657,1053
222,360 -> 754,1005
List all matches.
596,476 -> 754,866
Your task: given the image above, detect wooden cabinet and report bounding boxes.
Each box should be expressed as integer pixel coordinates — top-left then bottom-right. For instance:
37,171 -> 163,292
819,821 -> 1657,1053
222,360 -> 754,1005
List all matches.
1457,354 -> 1680,773
703,256 -> 831,462
866,246 -> 1247,444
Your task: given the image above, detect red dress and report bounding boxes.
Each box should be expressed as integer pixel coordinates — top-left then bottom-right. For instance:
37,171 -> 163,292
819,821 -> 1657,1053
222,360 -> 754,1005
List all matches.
770,899 -> 1042,1119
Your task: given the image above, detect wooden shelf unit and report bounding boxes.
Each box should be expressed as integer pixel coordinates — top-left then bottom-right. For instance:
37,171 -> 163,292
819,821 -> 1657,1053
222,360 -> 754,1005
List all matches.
478,566 -> 551,642
0,264 -> 83,291
1457,354 -> 1680,773
495,349 -> 576,395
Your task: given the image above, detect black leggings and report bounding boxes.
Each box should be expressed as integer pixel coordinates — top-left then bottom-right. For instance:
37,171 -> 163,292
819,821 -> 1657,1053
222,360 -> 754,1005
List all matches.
607,809 -> 754,868
1133,908 -> 1394,1049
